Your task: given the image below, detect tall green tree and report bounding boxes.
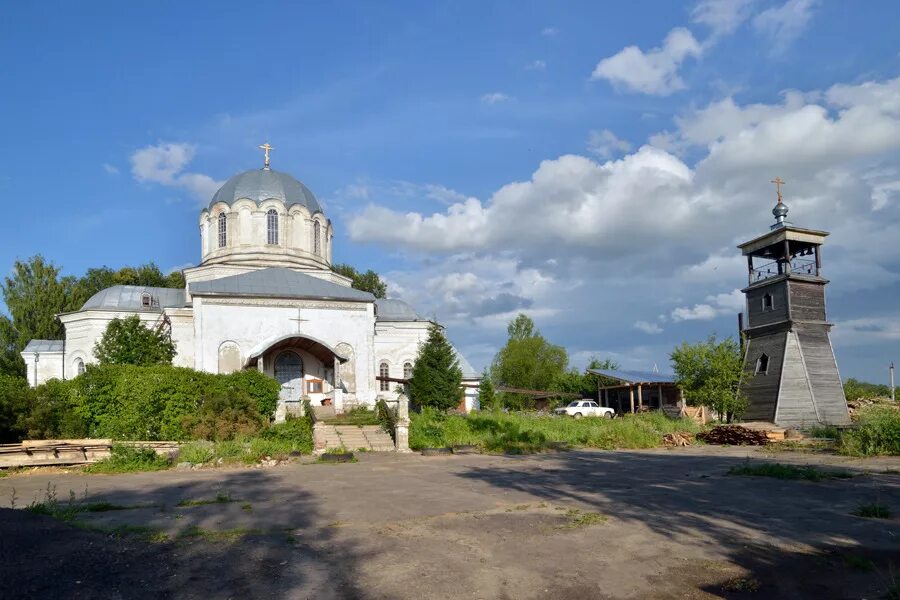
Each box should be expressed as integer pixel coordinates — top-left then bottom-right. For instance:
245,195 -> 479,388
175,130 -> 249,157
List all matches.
74,263 -> 185,306
94,315 -> 176,366
0,256 -> 80,377
409,322 -> 462,411
476,368 -> 497,410
491,314 -> 569,409
333,264 -> 387,298
670,336 -> 745,422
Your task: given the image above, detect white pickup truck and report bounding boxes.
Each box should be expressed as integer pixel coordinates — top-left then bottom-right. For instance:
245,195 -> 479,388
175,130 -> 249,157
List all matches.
554,400 -> 615,419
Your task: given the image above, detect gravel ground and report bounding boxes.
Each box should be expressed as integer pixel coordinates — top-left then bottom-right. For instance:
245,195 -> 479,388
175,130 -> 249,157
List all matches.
1,446 -> 898,599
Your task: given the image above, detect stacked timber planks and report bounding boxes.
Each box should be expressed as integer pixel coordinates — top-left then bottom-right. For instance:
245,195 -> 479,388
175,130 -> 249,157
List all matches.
0,440 -> 179,469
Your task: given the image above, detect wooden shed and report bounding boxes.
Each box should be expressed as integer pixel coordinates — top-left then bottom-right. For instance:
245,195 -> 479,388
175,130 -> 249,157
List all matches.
588,369 -> 684,416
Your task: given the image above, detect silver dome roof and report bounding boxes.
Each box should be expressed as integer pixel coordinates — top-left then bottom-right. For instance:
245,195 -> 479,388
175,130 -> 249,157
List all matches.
208,168 -> 322,214
375,298 -> 421,321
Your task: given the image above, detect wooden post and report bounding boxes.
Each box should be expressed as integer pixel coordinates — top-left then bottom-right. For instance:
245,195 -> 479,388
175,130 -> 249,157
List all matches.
657,384 -> 663,409
629,386 -> 635,413
747,255 -> 754,285
678,388 -> 685,417
783,240 -> 791,273
637,384 -> 643,411
815,246 -> 822,276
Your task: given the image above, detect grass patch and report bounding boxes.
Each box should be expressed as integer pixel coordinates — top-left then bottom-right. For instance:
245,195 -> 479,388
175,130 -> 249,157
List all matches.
241,503 -> 252,512
559,508 -> 607,529
843,554 -> 875,571
409,408 -> 703,453
854,502 -> 891,519
839,406 -> 900,456
721,577 -> 760,592
107,524 -> 169,543
728,462 -> 853,481
179,525 -> 259,542
176,491 -> 232,507
0,471 -> 7,478
84,445 -> 171,474
176,418 -> 314,466
807,424 -> 841,439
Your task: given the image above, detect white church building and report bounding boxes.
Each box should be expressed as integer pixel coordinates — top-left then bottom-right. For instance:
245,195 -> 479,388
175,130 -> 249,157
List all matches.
22,152 -> 479,416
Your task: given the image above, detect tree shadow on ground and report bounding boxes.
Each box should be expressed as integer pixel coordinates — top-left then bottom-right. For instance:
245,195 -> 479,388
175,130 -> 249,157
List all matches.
0,468 -> 369,599
455,450 -> 900,599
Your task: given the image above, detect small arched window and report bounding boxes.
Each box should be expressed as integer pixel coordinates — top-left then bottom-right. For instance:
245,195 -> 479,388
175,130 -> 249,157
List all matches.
313,221 -> 321,256
218,212 -> 227,248
755,353 -> 769,375
762,293 -> 774,311
74,358 -> 85,377
267,209 -> 279,245
379,361 -> 390,391
403,362 -> 413,380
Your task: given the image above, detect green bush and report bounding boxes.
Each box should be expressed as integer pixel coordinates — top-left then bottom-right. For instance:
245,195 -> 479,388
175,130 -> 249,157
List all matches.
843,378 -> 892,401
219,369 -> 279,419
63,365 -> 279,441
23,379 -> 87,440
839,406 -> 900,456
182,393 -> 266,441
0,374 -> 30,442
84,444 -> 171,473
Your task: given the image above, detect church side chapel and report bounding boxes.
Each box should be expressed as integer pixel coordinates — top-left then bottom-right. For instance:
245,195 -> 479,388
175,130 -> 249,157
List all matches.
21,145 -> 479,418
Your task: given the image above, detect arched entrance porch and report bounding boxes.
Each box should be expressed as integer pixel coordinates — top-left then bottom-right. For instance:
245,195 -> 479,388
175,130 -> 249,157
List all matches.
245,334 -> 349,420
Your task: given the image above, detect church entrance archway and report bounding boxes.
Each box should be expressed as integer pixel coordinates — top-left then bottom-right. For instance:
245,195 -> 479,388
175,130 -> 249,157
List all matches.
274,351 -> 304,405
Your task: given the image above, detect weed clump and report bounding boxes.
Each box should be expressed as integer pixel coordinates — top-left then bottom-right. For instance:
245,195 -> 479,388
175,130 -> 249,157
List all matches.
84,445 -> 171,474
727,462 -> 853,482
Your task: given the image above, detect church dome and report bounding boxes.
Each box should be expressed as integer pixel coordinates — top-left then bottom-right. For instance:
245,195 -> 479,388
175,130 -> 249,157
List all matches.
209,168 -> 322,214
375,298 -> 421,321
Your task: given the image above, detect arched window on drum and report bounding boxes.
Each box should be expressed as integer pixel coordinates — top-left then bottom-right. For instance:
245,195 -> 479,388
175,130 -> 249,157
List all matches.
267,209 -> 279,245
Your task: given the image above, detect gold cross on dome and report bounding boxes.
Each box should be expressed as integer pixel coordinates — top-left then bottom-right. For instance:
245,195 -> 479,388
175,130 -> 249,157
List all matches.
770,176 -> 786,203
259,142 -> 274,169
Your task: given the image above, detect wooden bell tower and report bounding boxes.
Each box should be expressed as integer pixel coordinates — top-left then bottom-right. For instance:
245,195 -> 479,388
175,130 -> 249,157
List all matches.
736,180 -> 850,426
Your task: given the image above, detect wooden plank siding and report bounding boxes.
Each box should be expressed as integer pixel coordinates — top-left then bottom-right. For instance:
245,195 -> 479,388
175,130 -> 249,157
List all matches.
796,327 -> 851,424
740,331 -> 787,422
789,280 -> 827,322
775,331 -> 820,426
746,284 -> 789,328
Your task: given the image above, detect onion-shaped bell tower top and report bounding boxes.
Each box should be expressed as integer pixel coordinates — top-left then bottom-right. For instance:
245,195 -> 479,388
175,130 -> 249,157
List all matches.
770,176 -> 791,229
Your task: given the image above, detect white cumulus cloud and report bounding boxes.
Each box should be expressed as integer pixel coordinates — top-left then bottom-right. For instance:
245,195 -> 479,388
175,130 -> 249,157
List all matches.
587,129 -> 633,159
591,27 -> 702,96
130,142 -> 223,203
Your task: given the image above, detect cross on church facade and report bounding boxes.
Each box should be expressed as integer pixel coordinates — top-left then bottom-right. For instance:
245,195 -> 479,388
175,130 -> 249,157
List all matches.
289,309 -> 309,333
259,142 -> 273,169
771,176 -> 786,203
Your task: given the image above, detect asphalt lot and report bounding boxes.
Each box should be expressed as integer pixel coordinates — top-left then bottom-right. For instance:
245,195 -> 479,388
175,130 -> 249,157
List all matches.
1,446 -> 898,599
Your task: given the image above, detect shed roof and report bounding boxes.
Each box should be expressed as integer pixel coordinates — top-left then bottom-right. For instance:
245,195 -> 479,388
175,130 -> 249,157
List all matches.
189,267 -> 375,302
587,368 -> 675,385
23,339 -> 65,353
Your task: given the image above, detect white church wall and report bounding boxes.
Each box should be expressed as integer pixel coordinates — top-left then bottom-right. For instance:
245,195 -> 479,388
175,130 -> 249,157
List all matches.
23,352 -> 64,387
373,321 -> 431,395
193,297 -> 377,406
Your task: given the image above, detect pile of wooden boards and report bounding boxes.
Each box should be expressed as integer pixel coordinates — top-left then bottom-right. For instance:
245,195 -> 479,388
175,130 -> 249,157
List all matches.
0,440 -> 179,469
697,425 -> 770,446
662,432 -> 695,447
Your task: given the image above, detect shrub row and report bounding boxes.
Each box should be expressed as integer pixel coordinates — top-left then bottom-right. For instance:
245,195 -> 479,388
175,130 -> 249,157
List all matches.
0,365 -> 280,442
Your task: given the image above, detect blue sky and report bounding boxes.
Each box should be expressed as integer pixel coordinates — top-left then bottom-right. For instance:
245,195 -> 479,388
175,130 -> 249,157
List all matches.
2,1 -> 899,384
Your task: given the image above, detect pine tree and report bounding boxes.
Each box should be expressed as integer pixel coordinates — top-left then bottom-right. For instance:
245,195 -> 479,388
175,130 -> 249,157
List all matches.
476,368 -> 496,410
409,322 -> 462,411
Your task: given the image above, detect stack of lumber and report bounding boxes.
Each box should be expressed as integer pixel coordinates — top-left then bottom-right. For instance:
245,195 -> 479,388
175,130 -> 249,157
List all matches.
662,432 -> 694,447
697,426 -> 769,446
0,440 -> 179,469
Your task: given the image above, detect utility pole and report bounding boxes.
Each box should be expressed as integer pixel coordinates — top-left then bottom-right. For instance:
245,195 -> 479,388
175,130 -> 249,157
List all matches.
891,361 -> 895,402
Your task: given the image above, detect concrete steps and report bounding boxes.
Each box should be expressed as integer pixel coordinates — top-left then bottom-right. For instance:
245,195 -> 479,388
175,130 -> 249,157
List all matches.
314,424 -> 395,453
